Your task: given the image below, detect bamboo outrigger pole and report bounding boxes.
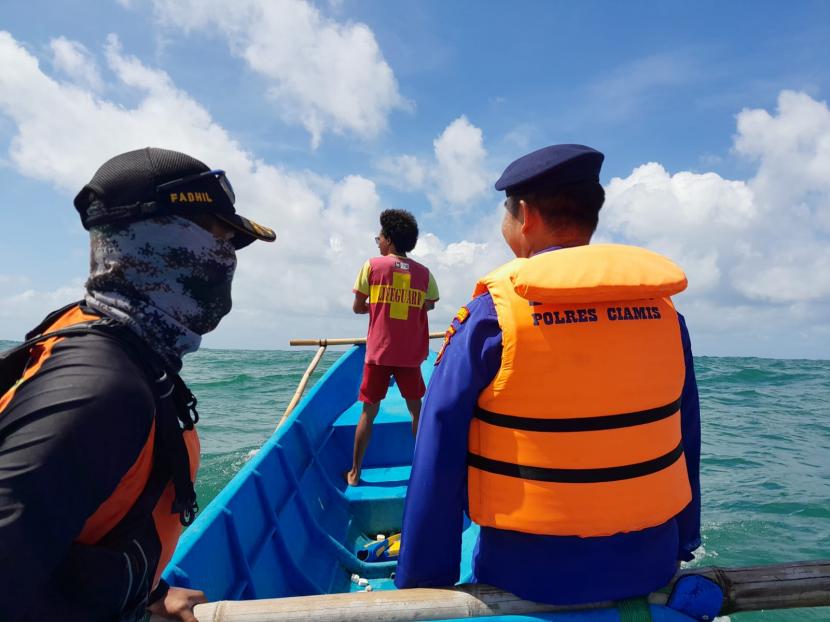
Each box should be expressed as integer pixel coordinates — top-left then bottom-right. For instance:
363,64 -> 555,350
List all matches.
288,332 -> 445,347
277,332 -> 445,430
181,560 -> 830,622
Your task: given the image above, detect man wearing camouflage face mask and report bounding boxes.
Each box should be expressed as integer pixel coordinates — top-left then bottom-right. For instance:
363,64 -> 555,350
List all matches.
85,214 -> 238,368
0,148 -> 275,622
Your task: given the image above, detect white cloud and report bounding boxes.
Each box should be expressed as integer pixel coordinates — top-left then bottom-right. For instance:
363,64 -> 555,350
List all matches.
323,175 -> 382,263
49,37 -> 103,91
412,234 -> 507,320
376,116 -> 491,211
0,31 -> 248,193
375,154 -> 427,192
735,90 -> 830,213
144,0 -> 409,148
431,116 -> 490,206
409,201 -> 511,319
601,90 -> 830,355
0,31 -> 503,348
2,25 -> 830,358
602,163 -> 755,293
0,31 -> 386,343
423,92 -> 830,357
0,281 -> 87,336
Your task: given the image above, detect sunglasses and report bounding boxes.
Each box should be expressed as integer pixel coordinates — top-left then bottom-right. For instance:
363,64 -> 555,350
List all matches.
156,169 -> 236,205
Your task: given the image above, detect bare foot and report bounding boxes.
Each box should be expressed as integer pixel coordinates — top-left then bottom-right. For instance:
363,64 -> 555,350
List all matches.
345,469 -> 361,486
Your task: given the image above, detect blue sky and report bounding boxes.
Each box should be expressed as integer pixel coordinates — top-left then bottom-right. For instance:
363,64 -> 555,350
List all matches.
1,0 -> 829,358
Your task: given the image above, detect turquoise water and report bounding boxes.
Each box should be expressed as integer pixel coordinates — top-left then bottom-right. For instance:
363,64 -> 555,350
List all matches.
2,340 -> 828,620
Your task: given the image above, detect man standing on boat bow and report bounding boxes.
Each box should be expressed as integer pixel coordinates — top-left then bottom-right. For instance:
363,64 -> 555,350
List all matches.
347,209 -> 439,486
395,145 -> 702,605
0,148 -> 275,621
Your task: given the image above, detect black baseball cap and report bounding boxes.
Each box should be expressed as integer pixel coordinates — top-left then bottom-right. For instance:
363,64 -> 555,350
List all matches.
74,147 -> 276,249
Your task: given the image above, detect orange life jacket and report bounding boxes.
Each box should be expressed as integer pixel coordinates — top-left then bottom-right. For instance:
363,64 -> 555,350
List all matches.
468,244 -> 692,537
0,305 -> 200,590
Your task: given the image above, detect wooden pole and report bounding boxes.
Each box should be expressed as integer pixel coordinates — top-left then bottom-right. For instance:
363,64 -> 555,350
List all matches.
182,560 -> 830,622
277,332 -> 444,430
290,332 -> 445,347
673,559 -> 830,614
276,345 -> 326,431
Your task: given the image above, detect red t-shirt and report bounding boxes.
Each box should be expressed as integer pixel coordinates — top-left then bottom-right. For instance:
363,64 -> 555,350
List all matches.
353,255 -> 439,367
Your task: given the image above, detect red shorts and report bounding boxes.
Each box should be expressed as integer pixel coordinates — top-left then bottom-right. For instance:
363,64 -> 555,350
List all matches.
359,363 -> 426,404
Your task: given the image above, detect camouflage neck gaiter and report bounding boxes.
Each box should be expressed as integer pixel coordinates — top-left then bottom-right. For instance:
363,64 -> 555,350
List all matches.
85,215 -> 237,369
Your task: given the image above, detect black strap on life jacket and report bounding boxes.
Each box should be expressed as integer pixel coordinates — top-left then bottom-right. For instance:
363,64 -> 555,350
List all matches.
469,398 -> 685,483
472,397 -> 682,432
467,442 -> 685,483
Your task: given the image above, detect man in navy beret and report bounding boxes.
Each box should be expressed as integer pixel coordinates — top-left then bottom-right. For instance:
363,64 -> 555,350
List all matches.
396,145 -> 702,607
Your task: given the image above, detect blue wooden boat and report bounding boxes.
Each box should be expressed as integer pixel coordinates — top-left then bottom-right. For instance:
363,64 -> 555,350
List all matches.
160,344 -> 819,621
164,344 -> 425,600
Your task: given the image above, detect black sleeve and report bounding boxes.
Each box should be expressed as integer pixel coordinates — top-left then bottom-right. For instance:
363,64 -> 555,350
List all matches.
148,578 -> 170,605
0,333 -> 155,621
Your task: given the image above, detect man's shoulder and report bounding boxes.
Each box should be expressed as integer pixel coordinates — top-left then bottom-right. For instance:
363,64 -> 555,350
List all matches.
385,254 -> 431,273
445,292 -> 499,337
367,255 -> 403,274
406,255 -> 430,269
370,254 -> 432,276
466,291 -> 498,321
434,292 -> 501,368
44,330 -> 156,404
2,330 -> 156,440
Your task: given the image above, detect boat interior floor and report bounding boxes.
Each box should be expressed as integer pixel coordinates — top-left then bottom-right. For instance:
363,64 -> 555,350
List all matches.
165,348 -> 482,601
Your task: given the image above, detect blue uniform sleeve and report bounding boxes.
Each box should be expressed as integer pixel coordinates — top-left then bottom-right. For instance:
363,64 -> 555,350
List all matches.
395,294 -> 502,588
675,313 -> 701,560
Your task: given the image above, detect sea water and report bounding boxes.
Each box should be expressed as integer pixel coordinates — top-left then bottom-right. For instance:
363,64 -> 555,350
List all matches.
2,342 -> 827,620
183,350 -> 830,621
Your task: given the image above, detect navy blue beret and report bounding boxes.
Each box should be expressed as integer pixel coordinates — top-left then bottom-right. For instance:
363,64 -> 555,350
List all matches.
495,144 -> 604,196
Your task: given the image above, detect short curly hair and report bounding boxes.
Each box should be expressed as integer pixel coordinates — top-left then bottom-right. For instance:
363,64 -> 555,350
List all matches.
380,209 -> 419,253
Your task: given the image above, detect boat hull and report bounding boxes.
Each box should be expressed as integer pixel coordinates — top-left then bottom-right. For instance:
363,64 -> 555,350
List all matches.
164,346 -> 697,621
